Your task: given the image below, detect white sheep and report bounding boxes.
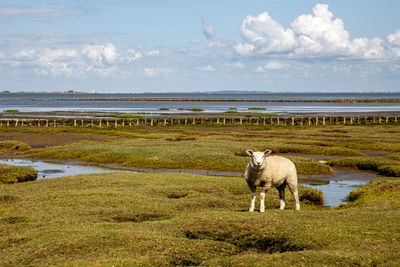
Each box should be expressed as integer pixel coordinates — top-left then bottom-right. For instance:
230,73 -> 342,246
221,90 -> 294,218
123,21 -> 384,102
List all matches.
244,149 -> 300,212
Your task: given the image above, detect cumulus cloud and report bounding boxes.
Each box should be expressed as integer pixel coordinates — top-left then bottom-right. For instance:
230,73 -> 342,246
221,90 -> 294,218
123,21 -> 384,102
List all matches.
235,4 -> 389,61
147,50 -> 161,57
197,65 -> 215,72
255,61 -> 289,72
0,43 -> 144,77
202,17 -> 216,39
388,30 -> 400,57
0,5 -> 86,20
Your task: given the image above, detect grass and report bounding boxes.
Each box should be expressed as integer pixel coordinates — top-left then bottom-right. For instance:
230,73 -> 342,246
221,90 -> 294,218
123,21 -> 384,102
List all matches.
115,113 -> 146,119
0,140 -> 31,151
159,108 -> 169,111
185,108 -> 204,112
0,163 -> 37,184
0,172 -> 399,265
327,157 -> 400,177
3,109 -> 19,113
248,107 -> 267,110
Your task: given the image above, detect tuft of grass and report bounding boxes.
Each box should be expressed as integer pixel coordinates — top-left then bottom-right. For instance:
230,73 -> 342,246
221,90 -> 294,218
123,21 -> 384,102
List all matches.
115,113 -> 146,119
248,107 -> 267,110
327,157 -> 400,177
224,110 -> 239,113
185,108 -> 204,112
159,108 -> 169,111
3,109 -> 19,113
0,163 -> 38,184
299,187 -> 324,205
165,135 -> 196,141
0,140 -> 31,151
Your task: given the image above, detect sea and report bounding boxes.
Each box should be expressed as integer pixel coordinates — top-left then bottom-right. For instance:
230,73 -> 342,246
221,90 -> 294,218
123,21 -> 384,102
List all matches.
1,92 -> 400,116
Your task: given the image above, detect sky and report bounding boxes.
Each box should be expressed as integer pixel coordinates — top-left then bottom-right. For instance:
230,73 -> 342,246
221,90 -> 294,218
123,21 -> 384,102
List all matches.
0,0 -> 400,93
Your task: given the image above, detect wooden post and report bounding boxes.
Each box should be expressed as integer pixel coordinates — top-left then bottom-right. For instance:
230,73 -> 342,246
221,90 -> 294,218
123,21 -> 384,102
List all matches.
322,117 -> 325,126
308,117 -> 311,126
151,119 -> 154,126
240,118 -> 243,125
170,118 -> 173,125
223,118 -> 226,125
350,117 -> 353,124
193,118 -> 196,125
386,116 -> 389,124
395,117 -> 398,123
291,117 -> 295,126
185,118 -> 187,125
38,120 -> 40,127
315,117 -> 318,126
277,117 -> 280,125
343,117 -> 346,124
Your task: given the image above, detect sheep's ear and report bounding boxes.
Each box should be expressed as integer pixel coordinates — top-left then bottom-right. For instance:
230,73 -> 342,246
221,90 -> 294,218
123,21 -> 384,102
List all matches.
246,150 -> 254,156
264,149 -> 272,156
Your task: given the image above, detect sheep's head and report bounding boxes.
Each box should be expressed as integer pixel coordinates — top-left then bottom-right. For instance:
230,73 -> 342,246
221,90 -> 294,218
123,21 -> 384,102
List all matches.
246,149 -> 272,169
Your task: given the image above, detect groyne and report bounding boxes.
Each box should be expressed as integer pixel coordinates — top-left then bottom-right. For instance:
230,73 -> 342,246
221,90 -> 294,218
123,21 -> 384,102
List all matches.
0,116 -> 399,127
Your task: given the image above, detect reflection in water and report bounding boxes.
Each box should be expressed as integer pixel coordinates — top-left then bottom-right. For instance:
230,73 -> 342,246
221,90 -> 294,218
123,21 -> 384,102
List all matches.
0,159 -> 378,207
0,158 -> 129,180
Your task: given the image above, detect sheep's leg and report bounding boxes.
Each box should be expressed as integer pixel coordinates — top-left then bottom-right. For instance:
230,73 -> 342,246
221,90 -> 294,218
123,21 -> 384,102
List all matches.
288,182 -> 300,211
249,189 -> 256,212
246,181 -> 257,212
259,188 -> 267,213
277,182 -> 286,210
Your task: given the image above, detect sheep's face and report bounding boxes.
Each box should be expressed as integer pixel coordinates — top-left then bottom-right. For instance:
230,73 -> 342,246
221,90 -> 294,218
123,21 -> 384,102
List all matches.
246,149 -> 272,169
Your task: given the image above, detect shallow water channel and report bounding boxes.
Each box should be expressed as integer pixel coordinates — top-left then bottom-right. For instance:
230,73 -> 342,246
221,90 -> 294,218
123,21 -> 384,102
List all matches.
1,158 -> 378,207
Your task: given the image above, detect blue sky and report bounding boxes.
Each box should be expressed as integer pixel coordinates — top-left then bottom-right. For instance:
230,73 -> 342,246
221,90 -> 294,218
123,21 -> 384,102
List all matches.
1,0 -> 400,93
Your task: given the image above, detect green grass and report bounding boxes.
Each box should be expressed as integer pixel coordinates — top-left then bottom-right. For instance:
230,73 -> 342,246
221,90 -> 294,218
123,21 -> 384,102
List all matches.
0,140 -> 31,151
248,107 -> 267,110
185,108 -> 204,112
327,157 -> 400,177
115,113 -> 146,119
3,109 -> 19,113
159,108 -> 169,111
0,163 -> 37,184
0,172 -> 399,266
25,138 -> 332,175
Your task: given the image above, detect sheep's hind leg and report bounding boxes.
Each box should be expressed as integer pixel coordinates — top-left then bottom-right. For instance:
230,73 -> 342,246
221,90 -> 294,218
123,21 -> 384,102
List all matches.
288,182 -> 300,211
277,182 -> 286,210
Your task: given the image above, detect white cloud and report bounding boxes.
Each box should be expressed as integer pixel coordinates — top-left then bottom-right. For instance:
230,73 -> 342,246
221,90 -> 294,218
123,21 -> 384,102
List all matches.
236,4 -> 388,61
202,17 -> 216,39
197,65 -> 215,72
191,38 -> 202,44
388,30 -> 400,57
82,43 -> 118,66
0,43 -> 143,78
143,67 -> 173,78
264,61 -> 289,70
239,12 -> 296,54
232,62 -> 244,68
255,61 -> 289,72
0,5 -> 86,20
147,50 -> 161,57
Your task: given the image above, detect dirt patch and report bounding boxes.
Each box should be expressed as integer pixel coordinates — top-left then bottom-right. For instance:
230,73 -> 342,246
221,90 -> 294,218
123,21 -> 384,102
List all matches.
0,132 -> 115,148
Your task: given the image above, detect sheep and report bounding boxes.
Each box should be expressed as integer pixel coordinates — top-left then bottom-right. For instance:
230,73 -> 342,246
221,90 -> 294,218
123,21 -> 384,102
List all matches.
244,149 -> 300,212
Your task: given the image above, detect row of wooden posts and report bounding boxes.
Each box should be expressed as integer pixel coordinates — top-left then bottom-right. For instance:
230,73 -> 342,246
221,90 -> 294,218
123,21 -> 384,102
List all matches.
0,116 -> 399,128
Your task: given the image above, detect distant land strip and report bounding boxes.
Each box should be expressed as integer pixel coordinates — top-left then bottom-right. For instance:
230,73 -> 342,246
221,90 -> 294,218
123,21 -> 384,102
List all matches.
6,98 -> 400,103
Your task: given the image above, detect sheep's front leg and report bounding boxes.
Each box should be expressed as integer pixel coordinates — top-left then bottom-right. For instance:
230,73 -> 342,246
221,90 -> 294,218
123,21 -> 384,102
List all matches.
249,189 -> 256,212
260,187 -> 270,213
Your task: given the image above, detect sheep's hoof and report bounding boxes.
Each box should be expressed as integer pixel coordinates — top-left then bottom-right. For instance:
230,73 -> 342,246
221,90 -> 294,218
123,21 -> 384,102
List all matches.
260,207 -> 265,213
249,208 -> 255,212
